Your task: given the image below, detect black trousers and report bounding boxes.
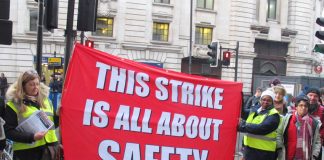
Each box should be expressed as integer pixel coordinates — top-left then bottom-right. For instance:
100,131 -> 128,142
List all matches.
13,146 -> 45,160
0,88 -> 5,97
244,146 -> 276,160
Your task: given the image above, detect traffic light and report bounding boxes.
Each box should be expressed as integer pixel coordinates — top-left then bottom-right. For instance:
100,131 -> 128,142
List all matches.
44,0 -> 58,30
0,20 -> 12,45
85,40 -> 94,48
0,0 -> 12,45
222,51 -> 231,66
0,0 -> 10,19
316,17 -> 324,40
77,0 -> 98,31
207,42 -> 218,67
314,44 -> 324,54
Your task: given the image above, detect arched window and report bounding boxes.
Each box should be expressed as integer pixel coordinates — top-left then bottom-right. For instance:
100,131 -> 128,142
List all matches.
260,62 -> 277,75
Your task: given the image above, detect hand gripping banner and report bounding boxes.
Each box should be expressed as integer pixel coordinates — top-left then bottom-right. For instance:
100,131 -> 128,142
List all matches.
61,44 -> 243,160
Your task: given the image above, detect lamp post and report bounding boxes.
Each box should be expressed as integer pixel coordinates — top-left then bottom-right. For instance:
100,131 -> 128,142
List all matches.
63,0 -> 76,77
36,0 -> 44,75
189,0 -> 193,74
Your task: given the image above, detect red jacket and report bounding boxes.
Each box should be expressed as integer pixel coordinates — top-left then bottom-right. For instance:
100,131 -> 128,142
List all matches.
286,114 -> 297,159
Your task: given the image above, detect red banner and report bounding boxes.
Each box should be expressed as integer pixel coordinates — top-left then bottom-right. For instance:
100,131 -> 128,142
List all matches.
61,44 -> 243,160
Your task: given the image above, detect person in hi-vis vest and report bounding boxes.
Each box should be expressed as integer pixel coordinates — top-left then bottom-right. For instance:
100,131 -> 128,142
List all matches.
4,70 -> 58,160
238,89 -> 280,160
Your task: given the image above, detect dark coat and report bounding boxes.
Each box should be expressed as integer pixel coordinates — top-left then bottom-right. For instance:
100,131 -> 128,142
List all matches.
0,77 -> 7,97
49,79 -> 63,93
239,105 -> 281,160
0,97 -> 6,151
0,96 -> 5,118
0,77 -> 7,90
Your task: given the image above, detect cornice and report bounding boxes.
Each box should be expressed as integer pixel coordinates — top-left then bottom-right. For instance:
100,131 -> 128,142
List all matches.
122,43 -> 182,53
286,56 -> 313,65
251,25 -> 269,34
195,8 -> 217,15
152,2 -> 174,9
13,34 -> 65,44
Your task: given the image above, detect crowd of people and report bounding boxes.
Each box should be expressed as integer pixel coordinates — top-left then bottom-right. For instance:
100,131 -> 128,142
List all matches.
239,78 -> 324,160
1,69 -> 324,160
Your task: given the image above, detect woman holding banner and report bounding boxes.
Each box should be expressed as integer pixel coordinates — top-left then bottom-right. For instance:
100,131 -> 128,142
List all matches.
3,69 -> 58,160
238,89 -> 280,160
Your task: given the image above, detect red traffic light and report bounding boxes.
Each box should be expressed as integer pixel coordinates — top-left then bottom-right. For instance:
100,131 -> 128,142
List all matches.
85,40 -> 94,48
224,51 -> 230,58
222,51 -> 231,66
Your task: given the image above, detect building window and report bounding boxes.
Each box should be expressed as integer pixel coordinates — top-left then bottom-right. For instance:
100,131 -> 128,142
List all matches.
197,0 -> 214,10
195,27 -> 212,45
30,10 -> 48,32
154,0 -> 170,4
94,17 -> 114,37
152,22 -> 169,41
30,10 -> 38,31
267,0 -> 276,20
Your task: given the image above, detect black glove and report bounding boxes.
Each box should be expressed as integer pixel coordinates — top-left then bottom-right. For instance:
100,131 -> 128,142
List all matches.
238,120 -> 246,132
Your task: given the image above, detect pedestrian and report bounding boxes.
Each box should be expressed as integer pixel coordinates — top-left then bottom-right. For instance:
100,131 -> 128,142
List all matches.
273,85 -> 287,115
0,96 -> 7,155
276,95 -> 321,160
40,73 -> 46,84
3,69 -> 59,160
56,76 -> 63,111
285,94 -> 296,114
0,73 -> 8,97
298,85 -> 309,97
49,75 -> 58,92
56,75 -> 63,94
238,88 -> 280,160
242,87 -> 262,119
305,87 -> 324,160
269,78 -> 281,87
49,75 -> 63,112
0,96 -> 5,120
319,87 -> 324,105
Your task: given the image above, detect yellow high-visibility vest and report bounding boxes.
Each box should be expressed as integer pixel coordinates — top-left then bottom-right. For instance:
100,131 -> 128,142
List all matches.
243,108 -> 279,152
7,99 -> 58,151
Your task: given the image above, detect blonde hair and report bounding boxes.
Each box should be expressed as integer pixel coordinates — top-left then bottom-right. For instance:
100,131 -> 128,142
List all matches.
273,85 -> 286,96
15,70 -> 47,113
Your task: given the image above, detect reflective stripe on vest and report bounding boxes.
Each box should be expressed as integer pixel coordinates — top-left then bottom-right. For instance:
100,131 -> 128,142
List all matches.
243,108 -> 279,152
7,99 -> 58,151
245,133 -> 276,141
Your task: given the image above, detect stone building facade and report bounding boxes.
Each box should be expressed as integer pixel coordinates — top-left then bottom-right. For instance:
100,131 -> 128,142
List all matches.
1,0 -> 323,94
